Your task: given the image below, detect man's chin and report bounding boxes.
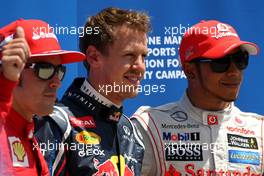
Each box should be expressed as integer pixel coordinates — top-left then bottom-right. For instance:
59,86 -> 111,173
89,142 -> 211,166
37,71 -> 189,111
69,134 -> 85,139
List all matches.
123,91 -> 139,99
222,95 -> 238,102
36,106 -> 54,116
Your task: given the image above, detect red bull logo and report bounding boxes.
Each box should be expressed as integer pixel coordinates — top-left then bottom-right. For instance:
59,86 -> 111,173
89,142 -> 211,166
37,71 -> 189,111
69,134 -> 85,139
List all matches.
93,155 -> 134,176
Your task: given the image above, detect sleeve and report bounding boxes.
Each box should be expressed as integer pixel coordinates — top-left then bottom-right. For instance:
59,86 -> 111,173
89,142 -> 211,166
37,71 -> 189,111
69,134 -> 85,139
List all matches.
0,73 -> 17,120
131,106 -> 157,176
34,106 -> 72,176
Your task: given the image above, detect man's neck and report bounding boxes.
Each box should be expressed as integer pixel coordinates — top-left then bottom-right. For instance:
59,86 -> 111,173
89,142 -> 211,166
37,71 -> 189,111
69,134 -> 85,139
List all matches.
186,88 -> 230,111
85,78 -> 122,107
12,102 -> 33,122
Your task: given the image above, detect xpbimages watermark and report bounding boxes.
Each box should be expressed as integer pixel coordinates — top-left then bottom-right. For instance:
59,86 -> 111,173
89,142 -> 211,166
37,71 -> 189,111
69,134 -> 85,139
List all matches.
97,82 -> 166,96
32,24 -> 100,37
33,141 -> 105,157
164,23 -> 238,39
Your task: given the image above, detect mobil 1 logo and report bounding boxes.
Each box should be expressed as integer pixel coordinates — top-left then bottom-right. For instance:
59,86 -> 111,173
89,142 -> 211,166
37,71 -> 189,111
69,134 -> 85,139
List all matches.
165,143 -> 203,161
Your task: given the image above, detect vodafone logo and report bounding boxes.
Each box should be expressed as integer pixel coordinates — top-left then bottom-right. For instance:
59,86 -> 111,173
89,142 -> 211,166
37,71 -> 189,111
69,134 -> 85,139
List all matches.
207,114 -> 218,125
226,126 -> 255,135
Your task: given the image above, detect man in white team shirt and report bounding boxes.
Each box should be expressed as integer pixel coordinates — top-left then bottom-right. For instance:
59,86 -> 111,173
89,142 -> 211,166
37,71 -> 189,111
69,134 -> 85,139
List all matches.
131,20 -> 264,176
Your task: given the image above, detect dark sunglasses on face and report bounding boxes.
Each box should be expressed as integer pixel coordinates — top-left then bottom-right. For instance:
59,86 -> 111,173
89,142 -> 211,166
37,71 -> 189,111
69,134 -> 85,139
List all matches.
25,62 -> 66,81
191,50 -> 249,73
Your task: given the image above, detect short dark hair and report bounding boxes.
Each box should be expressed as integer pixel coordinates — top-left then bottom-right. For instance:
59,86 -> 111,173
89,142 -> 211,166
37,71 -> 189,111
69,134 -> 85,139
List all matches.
79,7 -> 151,70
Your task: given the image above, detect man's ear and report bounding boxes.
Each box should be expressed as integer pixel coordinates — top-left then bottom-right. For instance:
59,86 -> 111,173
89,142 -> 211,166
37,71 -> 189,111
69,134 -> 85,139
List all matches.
182,62 -> 196,79
85,46 -> 102,68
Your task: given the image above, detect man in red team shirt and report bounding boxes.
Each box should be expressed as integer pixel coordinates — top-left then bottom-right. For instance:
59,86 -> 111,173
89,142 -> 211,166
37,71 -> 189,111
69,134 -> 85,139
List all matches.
0,19 -> 84,175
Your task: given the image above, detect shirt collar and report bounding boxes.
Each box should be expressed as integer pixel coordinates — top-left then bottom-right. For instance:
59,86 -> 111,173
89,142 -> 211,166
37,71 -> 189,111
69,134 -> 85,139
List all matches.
180,92 -> 234,126
80,79 -> 121,108
6,108 -> 34,139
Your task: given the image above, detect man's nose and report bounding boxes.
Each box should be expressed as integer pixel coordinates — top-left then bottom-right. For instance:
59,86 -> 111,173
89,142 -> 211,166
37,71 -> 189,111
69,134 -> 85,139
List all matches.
132,55 -> 146,72
48,74 -> 61,88
226,61 -> 241,76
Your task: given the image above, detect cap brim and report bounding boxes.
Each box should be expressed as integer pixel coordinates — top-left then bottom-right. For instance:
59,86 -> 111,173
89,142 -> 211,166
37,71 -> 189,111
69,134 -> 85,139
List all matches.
31,50 -> 85,64
201,40 -> 259,59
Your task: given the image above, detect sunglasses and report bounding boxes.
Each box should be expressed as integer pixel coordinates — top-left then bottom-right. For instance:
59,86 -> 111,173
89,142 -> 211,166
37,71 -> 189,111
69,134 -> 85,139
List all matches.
191,50 -> 249,73
25,62 -> 66,80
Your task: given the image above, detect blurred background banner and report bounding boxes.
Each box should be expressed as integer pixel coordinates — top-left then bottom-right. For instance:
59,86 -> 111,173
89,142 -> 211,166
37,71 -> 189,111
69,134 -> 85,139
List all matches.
1,0 -> 263,116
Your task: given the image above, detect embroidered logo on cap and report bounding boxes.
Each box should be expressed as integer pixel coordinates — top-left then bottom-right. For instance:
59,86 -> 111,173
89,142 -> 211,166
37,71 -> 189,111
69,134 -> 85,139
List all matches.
212,23 -> 238,39
32,25 -> 58,41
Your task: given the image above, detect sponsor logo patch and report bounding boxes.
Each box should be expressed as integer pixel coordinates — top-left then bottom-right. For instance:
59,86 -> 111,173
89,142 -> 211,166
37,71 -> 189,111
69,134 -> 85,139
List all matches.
170,111 -> 188,122
161,123 -> 199,129
227,134 -> 258,149
165,164 -> 181,176
228,150 -> 260,165
123,126 -> 131,136
207,114 -> 218,125
93,155 -> 134,176
78,145 -> 105,157
165,143 -> 203,161
212,23 -> 238,39
226,126 -> 255,135
234,116 -> 246,127
70,116 -> 96,128
163,132 -> 200,141
184,164 -> 259,176
8,137 -> 29,167
75,131 -> 101,144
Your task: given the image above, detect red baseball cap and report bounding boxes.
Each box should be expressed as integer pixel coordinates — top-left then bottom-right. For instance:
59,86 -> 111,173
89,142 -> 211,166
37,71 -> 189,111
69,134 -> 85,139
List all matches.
0,19 -> 85,64
179,20 -> 259,64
